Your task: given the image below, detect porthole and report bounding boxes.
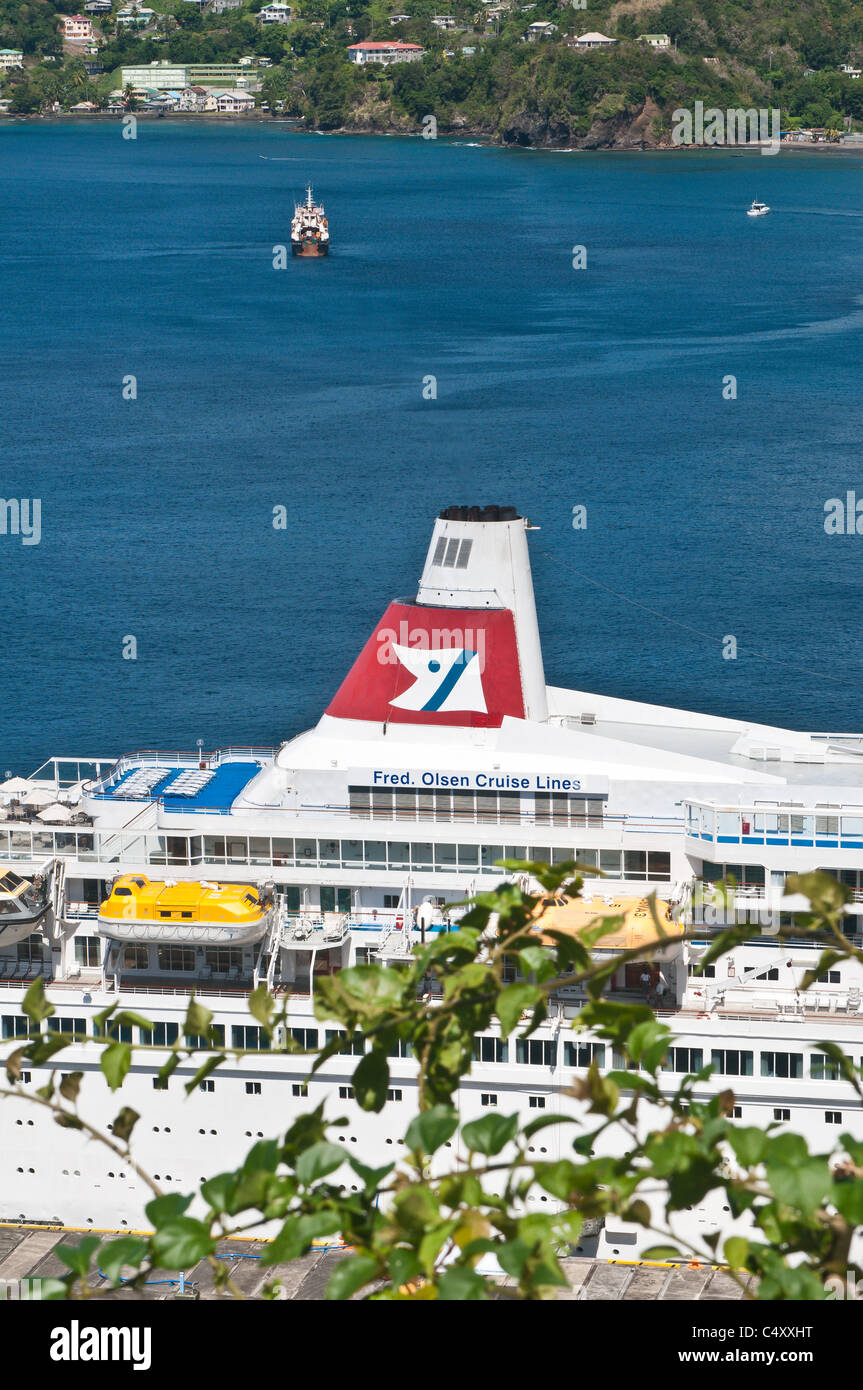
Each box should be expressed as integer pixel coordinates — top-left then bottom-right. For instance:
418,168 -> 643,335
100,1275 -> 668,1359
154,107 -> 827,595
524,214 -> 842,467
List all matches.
27,1120 -> 33,1127
86,1218 -> 93,1224
198,1128 -> 205,1135
210,1130 -> 216,1135
16,1167 -> 22,1173
385,1138 -> 393,1145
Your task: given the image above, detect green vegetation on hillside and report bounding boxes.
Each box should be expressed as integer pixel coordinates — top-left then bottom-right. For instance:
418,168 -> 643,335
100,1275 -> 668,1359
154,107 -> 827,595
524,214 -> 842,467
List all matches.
3,0 -> 863,142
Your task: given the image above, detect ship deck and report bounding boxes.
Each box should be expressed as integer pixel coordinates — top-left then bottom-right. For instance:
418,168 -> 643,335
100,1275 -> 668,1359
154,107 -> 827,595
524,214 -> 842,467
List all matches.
0,1224 -> 754,1301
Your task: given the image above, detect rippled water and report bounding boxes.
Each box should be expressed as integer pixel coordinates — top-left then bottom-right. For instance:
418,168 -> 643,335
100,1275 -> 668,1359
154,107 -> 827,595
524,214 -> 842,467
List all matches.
1,121 -> 862,770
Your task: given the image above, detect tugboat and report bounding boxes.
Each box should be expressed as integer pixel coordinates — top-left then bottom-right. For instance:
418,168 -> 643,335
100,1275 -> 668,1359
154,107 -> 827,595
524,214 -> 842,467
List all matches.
291,185 -> 330,257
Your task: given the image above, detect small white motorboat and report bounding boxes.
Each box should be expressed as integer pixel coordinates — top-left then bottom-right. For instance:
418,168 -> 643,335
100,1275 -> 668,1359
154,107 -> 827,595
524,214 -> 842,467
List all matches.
746,199 -> 771,217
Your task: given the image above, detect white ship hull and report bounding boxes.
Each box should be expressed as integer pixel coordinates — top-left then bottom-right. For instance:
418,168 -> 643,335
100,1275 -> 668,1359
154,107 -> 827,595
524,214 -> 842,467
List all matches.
2,505 -> 863,1262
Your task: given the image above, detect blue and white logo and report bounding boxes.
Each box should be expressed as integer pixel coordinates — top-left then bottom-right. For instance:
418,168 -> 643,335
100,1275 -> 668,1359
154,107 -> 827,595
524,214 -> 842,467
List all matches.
390,644 -> 487,714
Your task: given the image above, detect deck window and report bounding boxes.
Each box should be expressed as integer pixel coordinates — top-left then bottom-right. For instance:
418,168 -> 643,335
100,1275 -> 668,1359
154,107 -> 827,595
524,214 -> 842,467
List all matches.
710,1049 -> 753,1076
74,936 -> 101,968
810,1053 -> 841,1081
2,1015 -> 37,1039
157,946 -> 195,973
48,1017 -> 87,1038
140,1022 -> 179,1047
123,946 -> 149,969
761,1052 -> 803,1079
473,1036 -> 508,1064
205,948 -> 243,974
515,1038 -> 556,1067
661,1047 -> 703,1074
232,1025 -> 270,1051
563,1041 -> 605,1068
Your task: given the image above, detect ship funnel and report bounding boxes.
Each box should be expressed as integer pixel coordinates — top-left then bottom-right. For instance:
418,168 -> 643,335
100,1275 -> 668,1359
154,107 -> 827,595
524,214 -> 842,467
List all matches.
326,507 -> 548,728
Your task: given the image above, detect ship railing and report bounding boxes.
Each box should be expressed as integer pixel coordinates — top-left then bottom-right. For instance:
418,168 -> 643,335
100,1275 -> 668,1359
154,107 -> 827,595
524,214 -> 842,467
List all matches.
83,747 -> 277,797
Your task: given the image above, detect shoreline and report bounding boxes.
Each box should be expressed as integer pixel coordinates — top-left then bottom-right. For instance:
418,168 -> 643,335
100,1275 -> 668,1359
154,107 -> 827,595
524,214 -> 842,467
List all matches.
1,111 -> 862,153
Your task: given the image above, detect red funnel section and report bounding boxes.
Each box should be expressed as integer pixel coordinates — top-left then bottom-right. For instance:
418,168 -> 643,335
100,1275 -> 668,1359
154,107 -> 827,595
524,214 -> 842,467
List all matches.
326,601 -> 525,728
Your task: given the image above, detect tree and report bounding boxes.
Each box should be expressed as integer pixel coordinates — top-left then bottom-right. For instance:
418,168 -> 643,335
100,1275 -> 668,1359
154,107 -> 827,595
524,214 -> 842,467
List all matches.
4,866 -> 863,1301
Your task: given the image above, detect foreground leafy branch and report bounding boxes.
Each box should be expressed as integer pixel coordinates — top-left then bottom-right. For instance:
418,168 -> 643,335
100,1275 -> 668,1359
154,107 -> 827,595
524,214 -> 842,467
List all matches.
2,865 -> 862,1301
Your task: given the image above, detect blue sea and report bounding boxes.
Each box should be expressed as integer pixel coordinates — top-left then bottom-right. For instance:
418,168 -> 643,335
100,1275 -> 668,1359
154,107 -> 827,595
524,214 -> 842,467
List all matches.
1,121 -> 862,771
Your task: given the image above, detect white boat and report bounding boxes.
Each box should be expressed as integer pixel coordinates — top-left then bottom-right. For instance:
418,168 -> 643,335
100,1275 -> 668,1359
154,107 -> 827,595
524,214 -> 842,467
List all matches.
1,505 -> 863,1264
746,199 -> 771,217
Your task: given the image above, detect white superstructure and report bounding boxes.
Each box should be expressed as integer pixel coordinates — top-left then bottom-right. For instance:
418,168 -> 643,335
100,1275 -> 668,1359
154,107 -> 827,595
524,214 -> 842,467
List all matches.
1,505 -> 862,1259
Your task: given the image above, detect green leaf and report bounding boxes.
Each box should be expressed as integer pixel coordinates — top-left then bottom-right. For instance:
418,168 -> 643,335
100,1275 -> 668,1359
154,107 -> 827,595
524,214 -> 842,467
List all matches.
388,1248 -> 422,1288
248,985 -> 275,1029
724,1236 -> 750,1270
59,1072 -> 83,1103
497,982 -> 541,1036
100,1041 -> 131,1091
640,1245 -> 683,1262
144,1192 -> 193,1226
184,1052 -> 225,1095
325,1254 -> 378,1301
461,1112 -> 519,1157
184,996 -> 214,1040
21,976 -> 54,1024
99,1236 -> 148,1286
200,1173 -> 235,1215
111,1107 -> 139,1143
150,1218 -> 215,1270
832,1180 -> 863,1225
727,1127 -> 768,1167
56,1236 -> 100,1277
349,1157 -> 394,1192
351,1048 -> 389,1113
113,1011 -> 154,1031
261,1211 -> 343,1265
404,1105 -> 459,1155
766,1157 -> 832,1216
295,1141 -> 345,1185
437,1267 -> 488,1300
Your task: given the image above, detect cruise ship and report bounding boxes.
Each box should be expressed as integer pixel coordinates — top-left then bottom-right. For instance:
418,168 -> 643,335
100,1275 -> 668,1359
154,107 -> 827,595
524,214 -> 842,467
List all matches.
2,504 -> 863,1260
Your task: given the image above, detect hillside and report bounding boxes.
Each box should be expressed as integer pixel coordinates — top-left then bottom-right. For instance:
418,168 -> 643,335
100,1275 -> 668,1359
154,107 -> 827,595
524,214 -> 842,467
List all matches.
3,0 -> 863,145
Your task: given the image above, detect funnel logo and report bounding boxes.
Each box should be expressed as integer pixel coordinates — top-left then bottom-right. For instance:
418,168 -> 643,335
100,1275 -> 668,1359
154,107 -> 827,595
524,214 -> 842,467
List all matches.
390,644 -> 487,714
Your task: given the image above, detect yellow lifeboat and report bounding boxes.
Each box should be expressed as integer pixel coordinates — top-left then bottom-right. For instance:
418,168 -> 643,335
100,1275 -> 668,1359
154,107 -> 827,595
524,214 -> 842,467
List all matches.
97,874 -> 272,945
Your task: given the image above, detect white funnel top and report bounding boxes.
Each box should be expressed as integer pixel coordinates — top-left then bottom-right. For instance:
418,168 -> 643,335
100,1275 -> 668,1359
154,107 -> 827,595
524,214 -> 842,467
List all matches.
415,509 -> 548,723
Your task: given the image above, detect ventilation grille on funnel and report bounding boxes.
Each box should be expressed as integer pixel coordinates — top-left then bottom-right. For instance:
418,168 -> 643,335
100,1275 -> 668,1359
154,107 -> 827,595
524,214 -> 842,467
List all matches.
438,506 -> 520,523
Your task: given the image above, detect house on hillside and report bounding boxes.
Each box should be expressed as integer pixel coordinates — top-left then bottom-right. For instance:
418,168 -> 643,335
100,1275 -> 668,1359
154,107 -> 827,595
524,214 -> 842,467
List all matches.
215,89 -> 255,111
347,40 -> 424,65
62,15 -> 95,42
571,31 -> 616,49
0,48 -> 24,72
260,3 -> 292,22
638,33 -> 670,50
526,21 -> 557,40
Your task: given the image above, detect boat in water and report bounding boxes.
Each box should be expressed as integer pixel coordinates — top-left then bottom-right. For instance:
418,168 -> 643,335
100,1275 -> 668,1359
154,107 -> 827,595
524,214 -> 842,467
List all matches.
291,185 -> 329,257
98,874 -> 274,945
2,505 -> 863,1262
746,199 -> 771,217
